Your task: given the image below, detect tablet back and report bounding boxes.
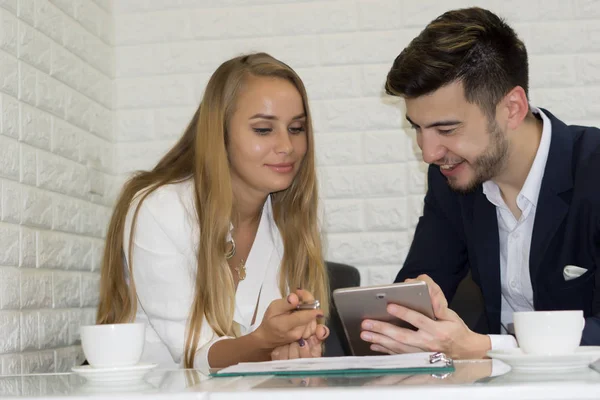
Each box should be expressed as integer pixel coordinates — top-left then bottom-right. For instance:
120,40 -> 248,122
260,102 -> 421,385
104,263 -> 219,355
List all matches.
332,281 -> 435,356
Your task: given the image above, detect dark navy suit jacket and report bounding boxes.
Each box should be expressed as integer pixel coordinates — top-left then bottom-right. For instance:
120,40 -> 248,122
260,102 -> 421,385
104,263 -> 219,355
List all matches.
395,109 -> 600,345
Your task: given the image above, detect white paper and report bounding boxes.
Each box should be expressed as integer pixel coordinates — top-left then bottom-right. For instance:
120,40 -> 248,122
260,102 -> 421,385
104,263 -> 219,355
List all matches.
215,352 -> 448,375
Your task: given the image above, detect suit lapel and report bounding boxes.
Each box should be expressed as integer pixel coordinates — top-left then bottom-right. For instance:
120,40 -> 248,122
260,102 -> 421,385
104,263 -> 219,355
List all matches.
529,109 -> 573,287
472,190 -> 502,333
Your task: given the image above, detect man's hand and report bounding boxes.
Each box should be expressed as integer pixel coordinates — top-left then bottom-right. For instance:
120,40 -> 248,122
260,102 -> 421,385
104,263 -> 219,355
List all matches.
360,274 -> 491,359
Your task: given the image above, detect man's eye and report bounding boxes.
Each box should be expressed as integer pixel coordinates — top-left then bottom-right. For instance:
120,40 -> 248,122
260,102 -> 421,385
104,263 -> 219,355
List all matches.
438,129 -> 455,135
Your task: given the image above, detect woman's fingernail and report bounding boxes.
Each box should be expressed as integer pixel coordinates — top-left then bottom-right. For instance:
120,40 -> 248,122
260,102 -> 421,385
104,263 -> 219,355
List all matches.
324,326 -> 330,337
298,338 -> 305,347
363,321 -> 373,330
287,295 -> 293,304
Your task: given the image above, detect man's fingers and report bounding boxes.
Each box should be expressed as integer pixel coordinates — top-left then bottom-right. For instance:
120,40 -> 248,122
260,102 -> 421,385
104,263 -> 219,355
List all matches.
361,330 -> 424,354
387,304 -> 436,330
419,274 -> 447,309
361,319 -> 425,350
434,304 -> 461,322
370,344 -> 395,355
406,275 -> 448,312
373,340 -> 422,354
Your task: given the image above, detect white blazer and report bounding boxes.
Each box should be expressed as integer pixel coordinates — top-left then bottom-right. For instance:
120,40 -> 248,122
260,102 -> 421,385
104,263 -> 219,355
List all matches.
123,179 -> 285,375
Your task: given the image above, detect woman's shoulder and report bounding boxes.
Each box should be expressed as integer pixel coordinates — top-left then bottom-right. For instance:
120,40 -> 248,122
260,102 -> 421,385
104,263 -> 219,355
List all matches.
127,178 -> 198,245
139,179 -> 195,214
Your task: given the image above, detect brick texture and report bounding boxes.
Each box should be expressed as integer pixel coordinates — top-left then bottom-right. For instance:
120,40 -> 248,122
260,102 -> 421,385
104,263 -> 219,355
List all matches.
0,0 -> 111,376
111,0 -> 600,290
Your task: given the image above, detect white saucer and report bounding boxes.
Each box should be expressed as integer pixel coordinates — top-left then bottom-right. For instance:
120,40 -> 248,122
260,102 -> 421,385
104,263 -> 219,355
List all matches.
487,346 -> 600,372
74,380 -> 156,395
71,363 -> 158,383
491,368 -> 600,384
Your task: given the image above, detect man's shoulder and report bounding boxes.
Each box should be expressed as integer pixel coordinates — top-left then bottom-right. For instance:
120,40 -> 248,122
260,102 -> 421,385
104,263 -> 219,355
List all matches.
570,123 -> 600,177
573,142 -> 600,199
545,112 -> 600,194
561,123 -> 600,214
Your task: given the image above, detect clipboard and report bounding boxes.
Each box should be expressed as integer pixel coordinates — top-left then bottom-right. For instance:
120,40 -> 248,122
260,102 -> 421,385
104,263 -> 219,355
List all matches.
210,352 -> 455,378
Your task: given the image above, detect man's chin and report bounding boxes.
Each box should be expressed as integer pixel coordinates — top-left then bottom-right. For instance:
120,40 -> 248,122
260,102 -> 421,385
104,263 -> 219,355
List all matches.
447,177 -> 479,195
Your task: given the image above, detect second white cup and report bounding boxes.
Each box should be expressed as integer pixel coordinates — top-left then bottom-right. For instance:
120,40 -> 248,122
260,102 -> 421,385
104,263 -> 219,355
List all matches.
514,310 -> 585,355
80,322 -> 146,368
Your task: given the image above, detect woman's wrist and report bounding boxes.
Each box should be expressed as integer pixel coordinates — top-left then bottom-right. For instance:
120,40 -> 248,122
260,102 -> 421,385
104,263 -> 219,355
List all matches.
248,327 -> 274,351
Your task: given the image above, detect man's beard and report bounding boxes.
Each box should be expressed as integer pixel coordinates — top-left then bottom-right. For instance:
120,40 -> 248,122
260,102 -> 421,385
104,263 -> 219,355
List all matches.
447,119 -> 509,194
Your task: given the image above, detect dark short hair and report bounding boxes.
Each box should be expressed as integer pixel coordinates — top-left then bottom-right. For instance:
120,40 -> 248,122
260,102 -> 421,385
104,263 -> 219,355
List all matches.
385,7 -> 529,117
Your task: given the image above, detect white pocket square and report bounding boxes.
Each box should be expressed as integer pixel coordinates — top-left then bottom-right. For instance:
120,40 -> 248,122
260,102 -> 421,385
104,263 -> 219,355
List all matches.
563,265 -> 588,281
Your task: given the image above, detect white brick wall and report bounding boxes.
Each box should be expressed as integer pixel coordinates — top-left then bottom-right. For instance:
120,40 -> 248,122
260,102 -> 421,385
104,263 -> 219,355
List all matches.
0,0 -> 112,375
112,0 -> 600,288
2,0 -> 600,377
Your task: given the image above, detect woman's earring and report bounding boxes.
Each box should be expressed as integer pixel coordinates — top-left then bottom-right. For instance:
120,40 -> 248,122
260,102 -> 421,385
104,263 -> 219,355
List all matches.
225,237 -> 236,259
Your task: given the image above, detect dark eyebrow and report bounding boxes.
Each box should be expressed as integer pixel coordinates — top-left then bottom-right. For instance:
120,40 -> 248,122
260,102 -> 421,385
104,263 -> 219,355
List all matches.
405,115 -> 461,128
249,113 -> 306,121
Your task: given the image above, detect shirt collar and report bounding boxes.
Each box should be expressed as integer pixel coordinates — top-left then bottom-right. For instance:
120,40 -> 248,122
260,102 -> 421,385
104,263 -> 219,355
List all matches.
519,106 -> 552,208
483,106 -> 552,210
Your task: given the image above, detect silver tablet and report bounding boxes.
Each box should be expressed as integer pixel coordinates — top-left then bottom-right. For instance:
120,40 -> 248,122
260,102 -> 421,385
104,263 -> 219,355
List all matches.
332,281 -> 435,356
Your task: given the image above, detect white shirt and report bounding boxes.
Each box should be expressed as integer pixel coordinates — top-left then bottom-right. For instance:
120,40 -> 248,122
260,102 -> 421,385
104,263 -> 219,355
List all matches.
123,179 -> 285,375
482,107 -> 552,350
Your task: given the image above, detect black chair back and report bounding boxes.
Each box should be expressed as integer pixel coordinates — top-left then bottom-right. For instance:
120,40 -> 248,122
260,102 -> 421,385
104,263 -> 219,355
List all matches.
324,261 -> 361,357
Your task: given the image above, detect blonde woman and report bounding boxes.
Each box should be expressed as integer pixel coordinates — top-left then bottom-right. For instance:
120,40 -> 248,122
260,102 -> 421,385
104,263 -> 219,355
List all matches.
97,53 -> 330,374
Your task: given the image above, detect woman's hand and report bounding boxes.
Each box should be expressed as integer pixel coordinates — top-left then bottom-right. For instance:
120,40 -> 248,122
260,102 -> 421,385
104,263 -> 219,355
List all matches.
271,323 -> 330,360
295,289 -> 320,340
252,290 -> 323,350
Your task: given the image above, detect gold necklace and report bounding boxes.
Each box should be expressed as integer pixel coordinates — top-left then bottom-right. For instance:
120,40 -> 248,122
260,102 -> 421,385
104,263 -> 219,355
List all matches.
235,259 -> 247,281
225,210 -> 262,281
225,240 -> 246,281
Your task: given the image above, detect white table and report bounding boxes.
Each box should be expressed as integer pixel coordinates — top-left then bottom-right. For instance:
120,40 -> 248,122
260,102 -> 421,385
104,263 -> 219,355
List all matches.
2,360 -> 600,400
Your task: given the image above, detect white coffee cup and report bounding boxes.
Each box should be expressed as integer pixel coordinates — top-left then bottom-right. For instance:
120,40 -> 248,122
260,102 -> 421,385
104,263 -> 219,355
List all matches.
513,310 -> 585,355
80,322 -> 146,368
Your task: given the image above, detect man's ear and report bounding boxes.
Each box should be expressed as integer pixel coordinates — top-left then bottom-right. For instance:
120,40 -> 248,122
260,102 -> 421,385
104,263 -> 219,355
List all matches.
501,86 -> 529,130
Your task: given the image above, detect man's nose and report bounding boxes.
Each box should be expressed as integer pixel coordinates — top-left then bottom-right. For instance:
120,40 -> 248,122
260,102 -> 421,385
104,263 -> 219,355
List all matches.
420,132 -> 447,164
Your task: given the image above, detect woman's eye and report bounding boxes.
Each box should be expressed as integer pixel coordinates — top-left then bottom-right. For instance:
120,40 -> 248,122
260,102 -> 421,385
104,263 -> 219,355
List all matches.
289,126 -> 306,134
253,128 -> 271,135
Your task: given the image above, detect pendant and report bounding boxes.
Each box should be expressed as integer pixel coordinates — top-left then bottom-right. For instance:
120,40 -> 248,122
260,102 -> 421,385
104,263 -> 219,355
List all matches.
235,259 -> 247,281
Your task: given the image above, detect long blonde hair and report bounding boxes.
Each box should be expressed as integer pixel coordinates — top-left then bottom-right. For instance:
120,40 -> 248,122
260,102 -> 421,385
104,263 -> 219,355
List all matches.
96,53 -> 329,368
